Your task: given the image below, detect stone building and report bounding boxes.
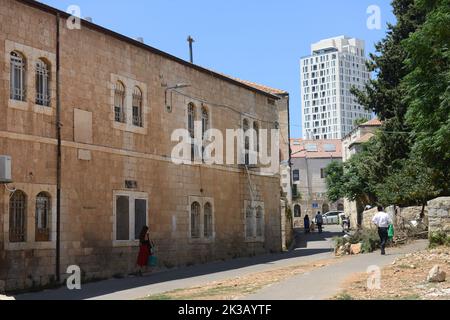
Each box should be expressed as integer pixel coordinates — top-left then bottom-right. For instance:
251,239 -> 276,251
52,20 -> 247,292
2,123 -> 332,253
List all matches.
290,138 -> 343,227
0,0 -> 290,292
341,118 -> 382,228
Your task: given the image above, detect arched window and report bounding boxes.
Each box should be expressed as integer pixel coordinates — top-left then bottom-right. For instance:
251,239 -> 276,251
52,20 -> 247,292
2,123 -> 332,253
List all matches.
201,106 -> 209,139
204,202 -> 213,238
10,51 -> 26,101
9,190 -> 27,243
36,192 -> 51,242
243,119 -> 250,166
322,203 -> 330,214
36,59 -> 50,106
191,202 -> 201,238
132,86 -> 143,127
245,206 -> 254,238
337,203 -> 345,211
256,206 -> 263,237
114,81 -> 126,123
294,205 -> 301,218
253,122 -> 260,154
188,103 -> 196,161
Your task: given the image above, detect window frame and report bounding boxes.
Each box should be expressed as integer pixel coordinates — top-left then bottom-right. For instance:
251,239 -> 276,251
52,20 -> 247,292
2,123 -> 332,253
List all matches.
35,192 -> 51,242
132,86 -> 143,127
10,51 -> 26,102
244,200 -> 265,242
9,190 -> 27,243
35,58 -> 50,107
188,196 -> 215,243
113,190 -> 148,247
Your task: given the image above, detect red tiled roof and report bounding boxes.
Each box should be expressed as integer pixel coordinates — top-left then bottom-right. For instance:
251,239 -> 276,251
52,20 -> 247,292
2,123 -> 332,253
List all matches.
228,78 -> 288,95
362,118 -> 382,126
350,133 -> 375,147
290,139 -> 342,159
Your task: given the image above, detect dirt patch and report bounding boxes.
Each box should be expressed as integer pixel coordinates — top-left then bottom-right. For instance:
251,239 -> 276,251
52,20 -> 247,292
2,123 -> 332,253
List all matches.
334,246 -> 450,300
142,258 -> 338,300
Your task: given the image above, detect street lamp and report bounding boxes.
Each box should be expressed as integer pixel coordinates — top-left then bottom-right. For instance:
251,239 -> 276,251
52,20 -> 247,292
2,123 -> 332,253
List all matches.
165,83 -> 191,112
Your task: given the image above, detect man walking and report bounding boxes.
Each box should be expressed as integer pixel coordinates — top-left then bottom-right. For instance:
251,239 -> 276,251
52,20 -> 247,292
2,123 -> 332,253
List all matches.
372,206 -> 393,255
315,211 -> 324,234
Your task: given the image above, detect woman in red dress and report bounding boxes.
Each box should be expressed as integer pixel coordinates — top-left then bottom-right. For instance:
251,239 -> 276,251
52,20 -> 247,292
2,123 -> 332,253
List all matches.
136,226 -> 151,276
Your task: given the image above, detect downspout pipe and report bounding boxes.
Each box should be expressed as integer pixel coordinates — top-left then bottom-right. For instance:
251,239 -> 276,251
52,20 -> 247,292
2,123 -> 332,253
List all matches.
55,12 -> 62,283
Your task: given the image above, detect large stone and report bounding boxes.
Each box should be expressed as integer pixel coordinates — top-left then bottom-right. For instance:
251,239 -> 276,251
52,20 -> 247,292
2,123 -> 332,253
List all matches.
427,265 -> 447,283
350,243 -> 362,255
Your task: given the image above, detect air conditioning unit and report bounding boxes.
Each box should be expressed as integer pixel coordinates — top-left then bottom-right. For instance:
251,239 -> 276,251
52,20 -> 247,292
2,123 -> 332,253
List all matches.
0,155 -> 12,183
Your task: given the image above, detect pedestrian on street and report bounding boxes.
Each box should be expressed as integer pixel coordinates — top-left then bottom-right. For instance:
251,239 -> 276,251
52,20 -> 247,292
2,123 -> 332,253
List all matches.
315,211 -> 324,234
304,215 -> 310,234
136,226 -> 152,276
372,206 -> 393,255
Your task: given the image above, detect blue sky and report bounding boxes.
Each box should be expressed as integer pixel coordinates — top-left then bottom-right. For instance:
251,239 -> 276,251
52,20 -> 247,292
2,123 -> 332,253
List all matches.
41,0 -> 395,138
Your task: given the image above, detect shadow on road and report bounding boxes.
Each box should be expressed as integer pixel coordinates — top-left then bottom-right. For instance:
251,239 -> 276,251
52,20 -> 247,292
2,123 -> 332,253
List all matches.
16,227 -> 342,300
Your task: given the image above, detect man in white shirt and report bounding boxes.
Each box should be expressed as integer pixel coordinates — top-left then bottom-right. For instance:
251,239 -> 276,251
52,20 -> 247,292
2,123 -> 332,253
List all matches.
372,206 -> 393,255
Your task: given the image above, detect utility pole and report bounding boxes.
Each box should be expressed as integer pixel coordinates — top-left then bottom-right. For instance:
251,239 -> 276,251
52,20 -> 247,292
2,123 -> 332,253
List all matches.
187,35 -> 195,63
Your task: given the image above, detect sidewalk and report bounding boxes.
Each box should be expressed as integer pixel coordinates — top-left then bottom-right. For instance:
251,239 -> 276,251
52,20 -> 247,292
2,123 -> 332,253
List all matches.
16,226 -> 341,300
245,239 -> 428,300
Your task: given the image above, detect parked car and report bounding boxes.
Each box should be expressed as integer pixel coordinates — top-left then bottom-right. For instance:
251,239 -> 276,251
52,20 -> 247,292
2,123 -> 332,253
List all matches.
322,211 -> 344,225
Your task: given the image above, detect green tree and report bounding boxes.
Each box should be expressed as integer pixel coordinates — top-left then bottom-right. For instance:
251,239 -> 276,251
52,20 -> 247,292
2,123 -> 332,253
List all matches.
402,0 -> 450,195
325,161 -> 345,202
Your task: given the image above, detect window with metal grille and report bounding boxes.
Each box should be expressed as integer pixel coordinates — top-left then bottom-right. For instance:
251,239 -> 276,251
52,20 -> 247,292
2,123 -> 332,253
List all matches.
132,86 -> 143,127
256,207 -> 263,237
188,103 -> 196,162
9,190 -> 27,243
243,119 -> 250,166
10,51 -> 26,101
204,202 -> 213,238
36,192 -> 51,242
190,202 -> 201,238
114,81 -> 126,123
116,196 -> 129,240
245,206 -> 254,238
253,122 -> 260,154
36,59 -> 50,106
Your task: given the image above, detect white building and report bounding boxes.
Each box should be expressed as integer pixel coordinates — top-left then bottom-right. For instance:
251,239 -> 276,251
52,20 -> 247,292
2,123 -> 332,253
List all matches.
301,36 -> 372,140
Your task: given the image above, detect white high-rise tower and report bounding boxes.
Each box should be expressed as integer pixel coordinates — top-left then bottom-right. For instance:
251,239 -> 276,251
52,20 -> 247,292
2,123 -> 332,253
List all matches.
300,36 -> 372,140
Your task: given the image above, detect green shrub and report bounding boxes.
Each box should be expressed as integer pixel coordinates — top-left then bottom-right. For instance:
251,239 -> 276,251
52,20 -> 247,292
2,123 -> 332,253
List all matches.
429,231 -> 450,248
333,230 -> 380,253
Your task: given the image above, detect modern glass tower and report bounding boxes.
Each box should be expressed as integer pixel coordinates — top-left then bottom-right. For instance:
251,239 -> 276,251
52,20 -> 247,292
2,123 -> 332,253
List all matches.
300,36 -> 372,140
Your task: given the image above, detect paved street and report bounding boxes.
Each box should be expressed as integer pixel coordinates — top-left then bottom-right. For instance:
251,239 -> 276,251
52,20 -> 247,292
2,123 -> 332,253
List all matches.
15,225 -> 427,300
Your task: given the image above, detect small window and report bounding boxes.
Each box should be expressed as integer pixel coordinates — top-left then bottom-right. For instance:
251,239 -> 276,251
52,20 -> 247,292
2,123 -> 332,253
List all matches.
188,103 -> 196,162
36,192 -> 51,242
253,122 -> 260,154
10,51 -> 26,101
294,205 -> 301,218
36,59 -> 50,106
293,169 -> 300,182
245,206 -> 254,238
256,207 -> 263,237
243,119 -> 250,166
320,168 -> 327,179
114,81 -> 126,123
201,106 -> 209,139
132,86 -> 143,127
204,202 -> 213,238
305,144 -> 318,152
191,202 -> 201,238
9,190 -> 27,243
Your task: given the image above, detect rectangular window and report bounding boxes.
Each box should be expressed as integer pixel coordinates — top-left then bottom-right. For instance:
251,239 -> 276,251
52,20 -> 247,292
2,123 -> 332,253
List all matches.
293,170 -> 300,182
114,192 -> 148,242
320,168 -> 327,179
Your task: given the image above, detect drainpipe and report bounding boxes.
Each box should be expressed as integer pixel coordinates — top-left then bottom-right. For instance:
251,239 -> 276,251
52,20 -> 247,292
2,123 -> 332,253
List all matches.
55,13 -> 62,283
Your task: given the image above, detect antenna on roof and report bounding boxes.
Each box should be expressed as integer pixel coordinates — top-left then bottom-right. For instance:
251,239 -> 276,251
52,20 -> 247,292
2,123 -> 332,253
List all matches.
187,35 -> 195,63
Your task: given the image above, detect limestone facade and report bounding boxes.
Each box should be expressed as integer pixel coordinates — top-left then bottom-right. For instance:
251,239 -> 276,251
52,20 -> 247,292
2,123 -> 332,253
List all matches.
0,0 -> 289,292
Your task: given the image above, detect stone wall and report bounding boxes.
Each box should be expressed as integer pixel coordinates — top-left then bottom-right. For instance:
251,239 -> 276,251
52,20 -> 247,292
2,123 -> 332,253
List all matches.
0,0 -> 285,292
428,197 -> 450,236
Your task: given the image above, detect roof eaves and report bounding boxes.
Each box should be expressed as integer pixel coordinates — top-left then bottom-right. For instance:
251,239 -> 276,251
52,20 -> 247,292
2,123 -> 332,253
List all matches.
16,0 -> 281,100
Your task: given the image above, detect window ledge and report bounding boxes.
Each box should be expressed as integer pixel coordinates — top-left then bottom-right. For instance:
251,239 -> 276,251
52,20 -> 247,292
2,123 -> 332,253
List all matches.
188,237 -> 215,244
113,240 -> 140,248
33,104 -> 53,116
8,99 -> 28,111
245,237 -> 265,243
4,241 -> 56,251
113,122 -> 147,135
